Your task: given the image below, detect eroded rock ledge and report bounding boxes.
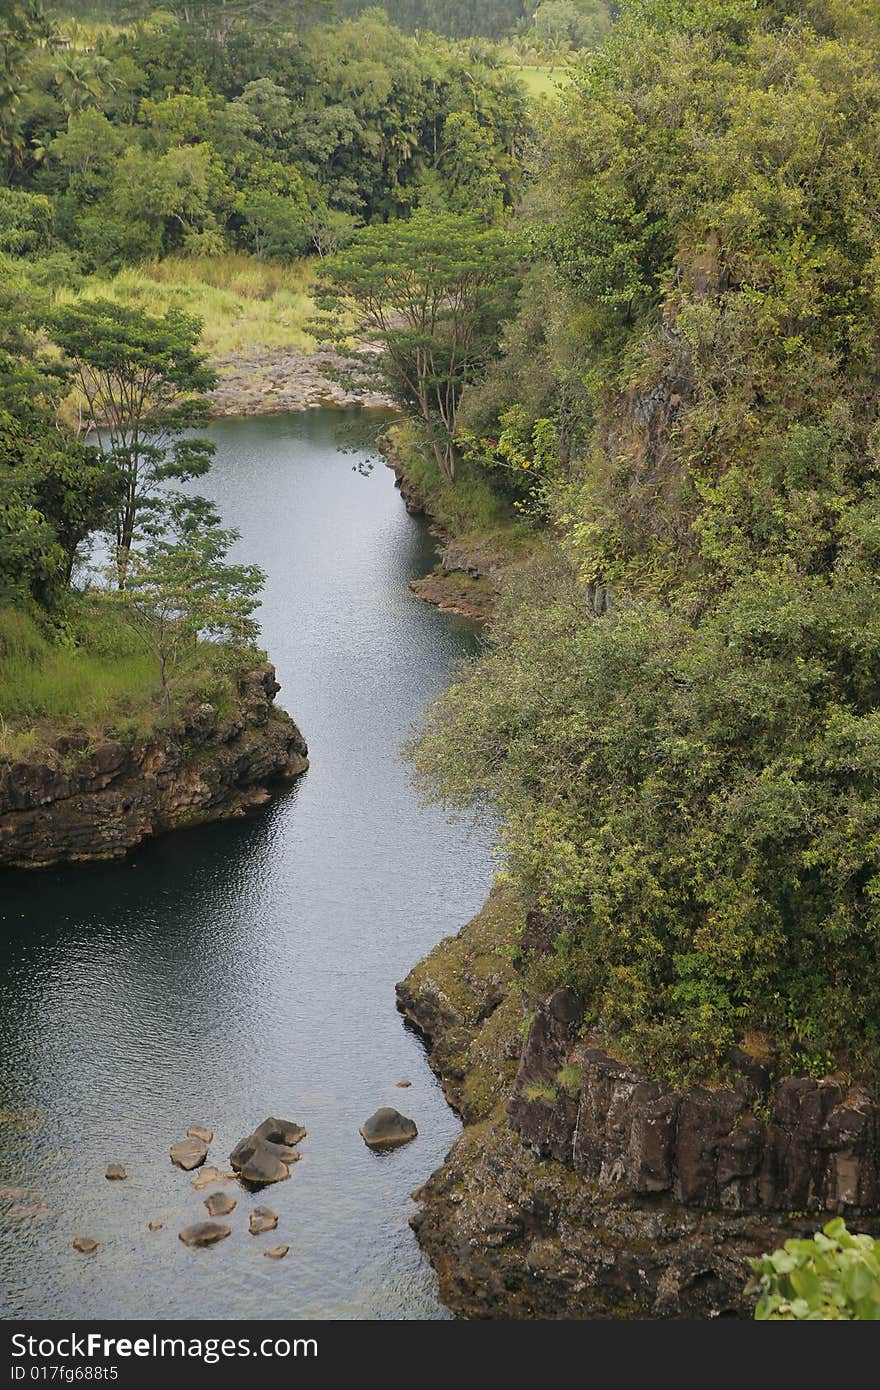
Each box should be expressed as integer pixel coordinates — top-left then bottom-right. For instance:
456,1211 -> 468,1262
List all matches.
0,665 -> 308,869
398,898 -> 880,1319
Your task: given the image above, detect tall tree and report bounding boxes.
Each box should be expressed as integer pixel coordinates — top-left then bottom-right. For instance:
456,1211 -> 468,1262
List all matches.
316,210 -> 519,480
115,501 -> 264,707
46,300 -> 217,587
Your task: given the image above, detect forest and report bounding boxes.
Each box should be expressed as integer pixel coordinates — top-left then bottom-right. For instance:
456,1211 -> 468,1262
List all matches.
3,0 -> 880,1321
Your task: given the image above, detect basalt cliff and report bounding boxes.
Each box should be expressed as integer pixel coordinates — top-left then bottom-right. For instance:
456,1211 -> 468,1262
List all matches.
397,889 -> 880,1319
0,665 -> 308,870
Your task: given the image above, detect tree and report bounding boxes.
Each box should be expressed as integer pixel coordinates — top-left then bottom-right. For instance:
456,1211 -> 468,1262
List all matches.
115,502 -> 264,707
46,300 -> 217,587
316,210 -> 520,480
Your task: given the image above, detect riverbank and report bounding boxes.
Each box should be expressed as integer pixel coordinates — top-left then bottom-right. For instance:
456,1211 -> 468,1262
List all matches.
0,664 -> 307,869
383,421 -> 536,624
397,900 -> 880,1319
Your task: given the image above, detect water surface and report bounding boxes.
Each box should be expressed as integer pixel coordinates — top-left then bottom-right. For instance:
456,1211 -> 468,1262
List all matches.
0,409 -> 493,1319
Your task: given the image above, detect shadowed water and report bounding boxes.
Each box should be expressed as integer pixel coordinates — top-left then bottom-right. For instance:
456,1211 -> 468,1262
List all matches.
0,409 -> 494,1319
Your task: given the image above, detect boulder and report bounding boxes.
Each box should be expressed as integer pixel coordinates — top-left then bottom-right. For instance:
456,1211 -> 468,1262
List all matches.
148,1221 -> 163,1231
237,1143 -> 290,1187
229,1136 -> 258,1172
359,1108 -> 418,1150
263,1245 -> 289,1259
230,1122 -> 303,1186
249,1207 -> 278,1235
204,1192 -> 236,1217
105,1165 -> 127,1181
72,1235 -> 99,1254
170,1138 -> 208,1171
178,1221 -> 231,1248
396,1080 -> 412,1089
253,1118 -> 306,1147
187,1125 -> 214,1145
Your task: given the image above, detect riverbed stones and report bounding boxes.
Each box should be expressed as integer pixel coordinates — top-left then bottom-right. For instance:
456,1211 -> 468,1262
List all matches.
178,1221 -> 231,1248
204,1192 -> 237,1218
249,1207 -> 278,1235
170,1138 -> 208,1171
263,1245 -> 289,1260
359,1108 -> 418,1150
105,1164 -> 127,1180
191,1165 -> 235,1191
72,1235 -> 98,1254
187,1125 -> 214,1145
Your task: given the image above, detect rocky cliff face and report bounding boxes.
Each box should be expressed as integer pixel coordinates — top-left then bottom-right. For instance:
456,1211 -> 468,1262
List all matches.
398,900 -> 880,1319
0,666 -> 308,869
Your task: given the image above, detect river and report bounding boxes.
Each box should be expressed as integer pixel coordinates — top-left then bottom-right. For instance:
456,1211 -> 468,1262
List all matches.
0,409 -> 495,1320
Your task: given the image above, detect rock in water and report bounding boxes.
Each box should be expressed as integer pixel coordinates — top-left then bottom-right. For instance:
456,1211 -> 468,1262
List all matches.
148,1220 -> 163,1231
178,1221 -> 230,1248
204,1192 -> 236,1217
170,1138 -> 208,1171
396,1080 -> 412,1088
230,1123 -> 302,1186
237,1143 -> 290,1187
72,1235 -> 99,1253
253,1118 -> 306,1147
191,1165 -> 235,1191
359,1108 -> 418,1150
263,1245 -> 289,1260
249,1207 -> 278,1235
105,1164 -> 127,1180
187,1125 -> 214,1145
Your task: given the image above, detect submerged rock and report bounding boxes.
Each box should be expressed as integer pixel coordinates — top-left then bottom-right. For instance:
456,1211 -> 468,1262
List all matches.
105,1165 -> 127,1181
249,1207 -> 278,1235
72,1235 -> 98,1254
263,1245 -> 289,1260
187,1125 -> 214,1145
178,1221 -> 230,1248
191,1165 -> 235,1191
204,1192 -> 237,1217
170,1138 -> 208,1171
359,1108 -> 418,1150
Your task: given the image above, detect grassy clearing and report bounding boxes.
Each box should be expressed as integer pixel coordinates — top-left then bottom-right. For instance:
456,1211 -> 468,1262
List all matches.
510,65 -> 571,101
0,603 -> 159,757
0,601 -> 237,760
58,254 -> 319,360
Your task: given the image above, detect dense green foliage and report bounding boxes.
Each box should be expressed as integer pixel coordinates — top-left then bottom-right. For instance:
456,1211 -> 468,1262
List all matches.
3,8 -> 528,272
0,4 -> 530,744
750,1221 -> 880,1320
413,0 -> 880,1086
315,210 -> 521,479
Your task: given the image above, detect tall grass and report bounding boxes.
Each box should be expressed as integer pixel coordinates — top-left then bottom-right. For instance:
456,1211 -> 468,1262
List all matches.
57,254 -> 319,359
0,603 -> 161,751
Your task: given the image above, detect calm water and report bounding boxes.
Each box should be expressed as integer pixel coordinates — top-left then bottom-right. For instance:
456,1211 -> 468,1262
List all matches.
0,410 -> 494,1320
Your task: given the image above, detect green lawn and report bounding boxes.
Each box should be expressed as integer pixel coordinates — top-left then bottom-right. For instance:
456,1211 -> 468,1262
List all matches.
511,64 -> 571,101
